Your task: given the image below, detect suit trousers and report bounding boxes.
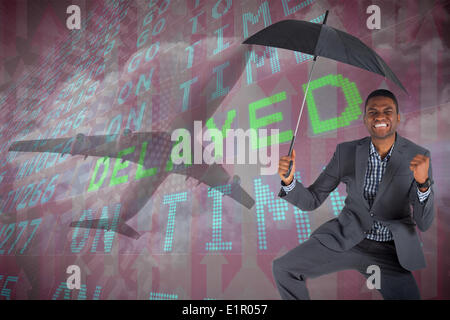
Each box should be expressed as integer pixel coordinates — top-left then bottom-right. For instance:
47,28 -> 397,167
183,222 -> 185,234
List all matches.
272,236 -> 421,300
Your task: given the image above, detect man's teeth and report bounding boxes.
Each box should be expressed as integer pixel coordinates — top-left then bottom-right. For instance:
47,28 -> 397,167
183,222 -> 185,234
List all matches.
375,123 -> 387,128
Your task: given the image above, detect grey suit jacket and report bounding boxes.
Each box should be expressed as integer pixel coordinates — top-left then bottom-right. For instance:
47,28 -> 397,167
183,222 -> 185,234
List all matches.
279,133 -> 434,271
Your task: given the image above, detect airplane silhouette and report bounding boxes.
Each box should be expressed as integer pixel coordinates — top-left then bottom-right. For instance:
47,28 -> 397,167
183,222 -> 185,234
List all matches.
7,45 -> 256,239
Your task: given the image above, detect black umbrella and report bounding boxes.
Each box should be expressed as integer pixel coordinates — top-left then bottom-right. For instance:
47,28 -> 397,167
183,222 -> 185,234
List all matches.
242,11 -> 407,192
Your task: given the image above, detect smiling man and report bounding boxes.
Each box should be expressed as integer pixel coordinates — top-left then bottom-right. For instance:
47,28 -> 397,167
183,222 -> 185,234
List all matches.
273,89 -> 434,300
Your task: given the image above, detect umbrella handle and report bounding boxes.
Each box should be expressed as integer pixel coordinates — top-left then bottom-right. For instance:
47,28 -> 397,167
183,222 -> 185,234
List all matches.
283,137 -> 295,179
284,160 -> 293,179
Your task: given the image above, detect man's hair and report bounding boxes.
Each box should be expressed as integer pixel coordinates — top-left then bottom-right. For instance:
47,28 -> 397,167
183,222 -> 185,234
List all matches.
364,89 -> 399,114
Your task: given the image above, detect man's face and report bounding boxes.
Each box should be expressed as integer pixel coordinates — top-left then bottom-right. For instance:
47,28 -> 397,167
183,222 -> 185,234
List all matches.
363,96 -> 400,140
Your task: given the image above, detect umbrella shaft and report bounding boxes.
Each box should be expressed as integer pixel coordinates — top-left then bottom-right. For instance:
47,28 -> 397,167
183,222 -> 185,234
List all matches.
288,58 -> 317,156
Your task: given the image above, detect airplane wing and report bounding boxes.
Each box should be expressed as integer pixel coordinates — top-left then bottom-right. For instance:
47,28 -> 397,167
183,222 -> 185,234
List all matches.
173,163 -> 255,209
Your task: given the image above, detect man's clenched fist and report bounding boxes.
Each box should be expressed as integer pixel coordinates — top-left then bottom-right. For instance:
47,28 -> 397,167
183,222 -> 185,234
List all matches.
409,154 -> 430,190
278,149 -> 296,185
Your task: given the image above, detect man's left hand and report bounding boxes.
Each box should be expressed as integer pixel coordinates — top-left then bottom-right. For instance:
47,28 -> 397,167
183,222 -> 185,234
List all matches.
409,154 -> 429,184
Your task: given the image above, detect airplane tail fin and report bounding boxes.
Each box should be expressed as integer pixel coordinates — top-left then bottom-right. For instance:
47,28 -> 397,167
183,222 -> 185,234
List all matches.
69,219 -> 141,240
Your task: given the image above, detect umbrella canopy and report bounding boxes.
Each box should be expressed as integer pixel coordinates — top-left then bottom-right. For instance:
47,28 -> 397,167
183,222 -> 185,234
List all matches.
243,19 -> 407,93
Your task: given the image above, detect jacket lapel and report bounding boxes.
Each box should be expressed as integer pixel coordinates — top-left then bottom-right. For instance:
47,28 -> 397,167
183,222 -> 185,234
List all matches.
355,137 -> 370,210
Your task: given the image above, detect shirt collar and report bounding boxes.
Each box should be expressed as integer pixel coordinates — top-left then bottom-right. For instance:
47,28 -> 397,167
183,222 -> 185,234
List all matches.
369,140 -> 395,160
